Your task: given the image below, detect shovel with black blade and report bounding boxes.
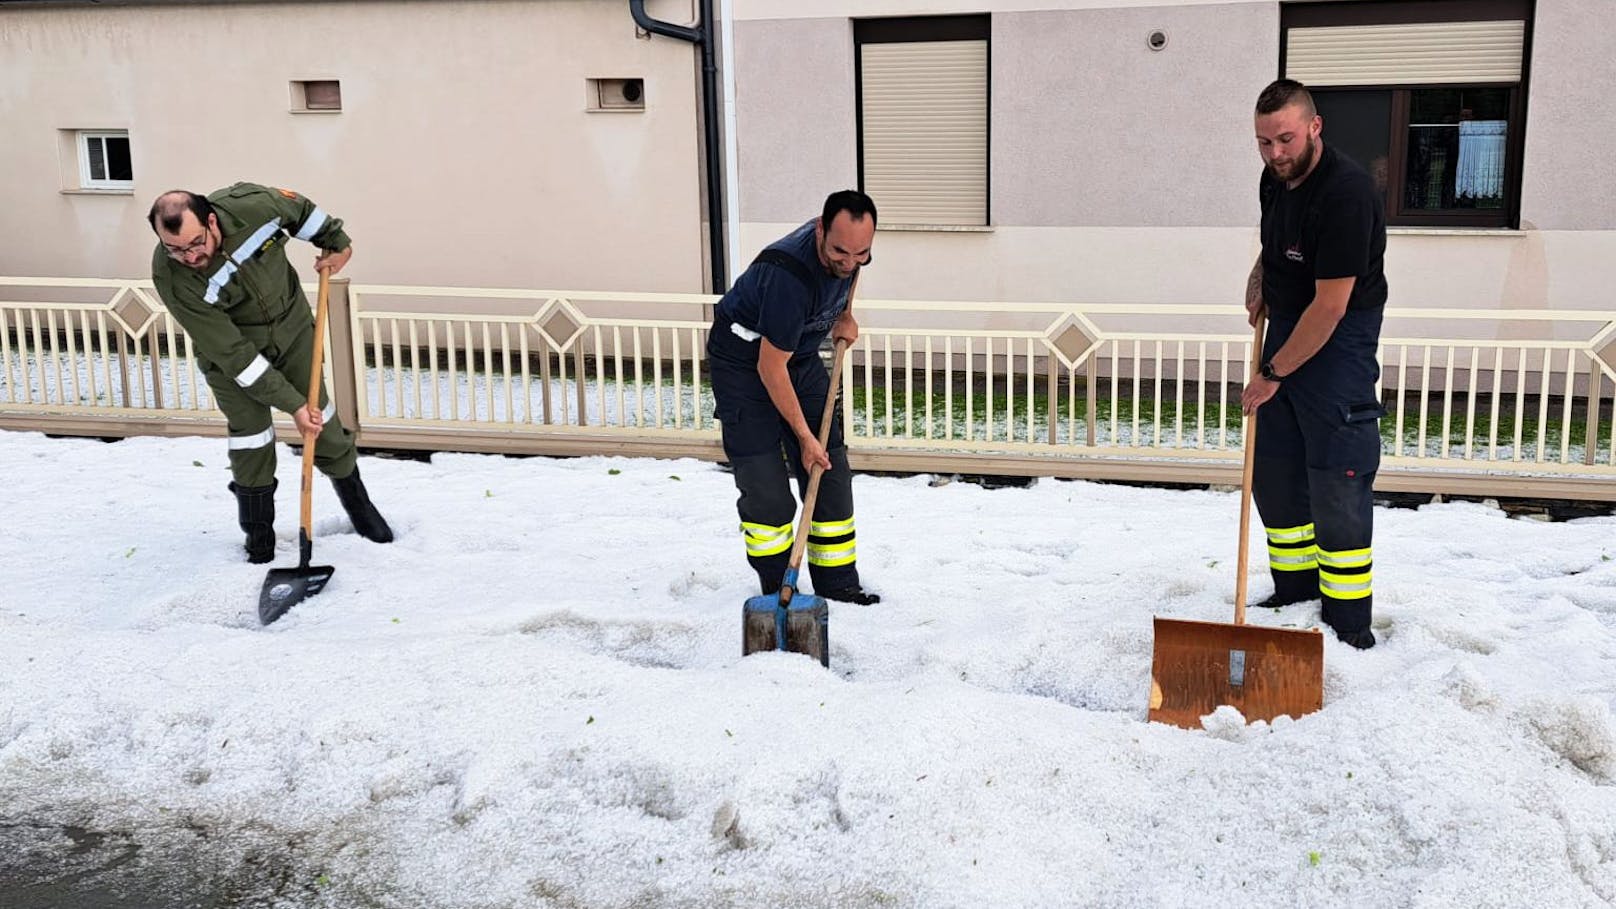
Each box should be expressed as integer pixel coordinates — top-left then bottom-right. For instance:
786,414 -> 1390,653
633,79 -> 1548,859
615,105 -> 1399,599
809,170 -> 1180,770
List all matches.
259,267 -> 336,625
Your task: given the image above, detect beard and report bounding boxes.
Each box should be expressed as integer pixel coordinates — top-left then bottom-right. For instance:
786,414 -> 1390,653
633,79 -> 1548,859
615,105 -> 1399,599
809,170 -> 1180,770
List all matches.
1268,134 -> 1318,183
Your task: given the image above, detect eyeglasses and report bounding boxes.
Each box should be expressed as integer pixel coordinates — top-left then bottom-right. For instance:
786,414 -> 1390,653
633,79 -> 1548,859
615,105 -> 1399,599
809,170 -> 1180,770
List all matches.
163,230 -> 210,260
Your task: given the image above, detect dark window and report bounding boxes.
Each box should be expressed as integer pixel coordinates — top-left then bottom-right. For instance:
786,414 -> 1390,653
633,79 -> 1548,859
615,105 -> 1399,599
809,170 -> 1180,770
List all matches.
1283,0 -> 1532,228
303,80 -> 342,111
81,132 -> 132,186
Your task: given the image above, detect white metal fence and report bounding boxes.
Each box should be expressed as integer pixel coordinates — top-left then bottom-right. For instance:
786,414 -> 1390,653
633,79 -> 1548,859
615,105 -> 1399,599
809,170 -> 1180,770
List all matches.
3,276 -> 1613,495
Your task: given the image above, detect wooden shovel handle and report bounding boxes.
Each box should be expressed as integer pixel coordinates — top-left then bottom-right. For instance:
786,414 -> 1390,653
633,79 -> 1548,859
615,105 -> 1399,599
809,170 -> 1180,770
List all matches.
300,268 -> 331,540
784,337 -> 852,575
1234,312 -> 1265,626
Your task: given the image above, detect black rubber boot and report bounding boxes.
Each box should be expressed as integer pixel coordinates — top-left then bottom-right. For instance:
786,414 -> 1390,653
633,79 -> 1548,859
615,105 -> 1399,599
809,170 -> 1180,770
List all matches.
1332,626 -> 1378,650
820,587 -> 881,605
330,465 -> 393,543
1251,591 -> 1315,610
1323,597 -> 1377,650
229,480 -> 277,564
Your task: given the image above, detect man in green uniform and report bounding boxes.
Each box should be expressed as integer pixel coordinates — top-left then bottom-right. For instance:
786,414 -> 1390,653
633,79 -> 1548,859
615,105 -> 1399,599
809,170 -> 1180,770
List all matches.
147,183 -> 392,563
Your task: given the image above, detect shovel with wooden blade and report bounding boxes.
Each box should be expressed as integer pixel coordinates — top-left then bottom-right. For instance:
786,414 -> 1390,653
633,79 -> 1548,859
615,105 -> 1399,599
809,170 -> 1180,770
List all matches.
1148,312 -> 1324,728
258,267 -> 337,625
741,336 -> 853,668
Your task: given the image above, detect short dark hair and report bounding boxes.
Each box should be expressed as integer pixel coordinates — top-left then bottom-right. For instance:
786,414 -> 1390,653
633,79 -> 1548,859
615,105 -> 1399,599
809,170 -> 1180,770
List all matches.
1255,79 -> 1316,118
147,191 -> 214,234
821,190 -> 877,230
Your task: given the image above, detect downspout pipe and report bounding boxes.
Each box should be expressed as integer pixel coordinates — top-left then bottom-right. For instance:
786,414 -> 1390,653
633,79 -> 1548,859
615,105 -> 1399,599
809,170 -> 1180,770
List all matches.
630,0 -> 727,292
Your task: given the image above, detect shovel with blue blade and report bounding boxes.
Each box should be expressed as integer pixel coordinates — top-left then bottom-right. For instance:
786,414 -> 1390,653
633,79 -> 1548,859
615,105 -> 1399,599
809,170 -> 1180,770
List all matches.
741,337 -> 852,667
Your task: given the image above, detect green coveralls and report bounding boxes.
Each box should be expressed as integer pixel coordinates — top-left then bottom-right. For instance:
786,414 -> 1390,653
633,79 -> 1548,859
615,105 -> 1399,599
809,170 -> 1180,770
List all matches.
150,183 -> 358,487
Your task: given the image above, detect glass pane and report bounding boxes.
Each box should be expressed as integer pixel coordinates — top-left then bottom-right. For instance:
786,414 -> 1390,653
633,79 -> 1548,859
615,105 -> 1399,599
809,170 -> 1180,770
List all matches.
304,81 -> 341,110
1404,88 -> 1510,211
86,137 -> 106,181
106,137 -> 133,181
1314,89 -> 1392,209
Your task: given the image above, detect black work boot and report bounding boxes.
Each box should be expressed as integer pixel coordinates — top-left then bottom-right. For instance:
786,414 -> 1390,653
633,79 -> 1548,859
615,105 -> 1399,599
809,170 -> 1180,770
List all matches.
330,465 -> 393,543
1332,626 -> 1378,650
821,587 -> 881,605
1251,591 -> 1315,610
1323,598 -> 1376,650
229,480 -> 277,564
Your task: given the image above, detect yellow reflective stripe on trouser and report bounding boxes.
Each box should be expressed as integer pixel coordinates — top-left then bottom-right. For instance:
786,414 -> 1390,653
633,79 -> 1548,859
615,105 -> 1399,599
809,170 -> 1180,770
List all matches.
808,517 -> 856,568
1266,523 -> 1315,543
1266,522 -> 1317,571
1318,546 -> 1373,599
808,540 -> 856,567
1317,547 -> 1372,569
741,521 -> 792,558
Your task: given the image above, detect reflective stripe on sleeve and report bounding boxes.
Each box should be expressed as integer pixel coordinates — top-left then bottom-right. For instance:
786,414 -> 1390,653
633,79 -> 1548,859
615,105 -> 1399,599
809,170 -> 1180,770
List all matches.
294,208 -> 327,241
234,355 -> 271,387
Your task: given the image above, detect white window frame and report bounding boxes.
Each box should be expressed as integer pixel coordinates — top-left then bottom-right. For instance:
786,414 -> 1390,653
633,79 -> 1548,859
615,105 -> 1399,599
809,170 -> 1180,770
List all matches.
77,131 -> 133,190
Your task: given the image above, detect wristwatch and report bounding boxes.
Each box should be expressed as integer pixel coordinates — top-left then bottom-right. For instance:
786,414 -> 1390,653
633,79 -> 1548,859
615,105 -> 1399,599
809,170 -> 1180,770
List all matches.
1260,361 -> 1287,382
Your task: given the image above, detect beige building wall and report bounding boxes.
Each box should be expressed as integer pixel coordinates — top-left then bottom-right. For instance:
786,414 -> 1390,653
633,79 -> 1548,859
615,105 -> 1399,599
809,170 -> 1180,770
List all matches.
733,1 -> 1616,317
0,0 -> 710,291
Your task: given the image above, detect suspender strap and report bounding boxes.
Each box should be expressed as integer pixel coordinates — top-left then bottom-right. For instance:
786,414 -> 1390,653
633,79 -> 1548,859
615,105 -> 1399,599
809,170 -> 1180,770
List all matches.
751,248 -> 818,295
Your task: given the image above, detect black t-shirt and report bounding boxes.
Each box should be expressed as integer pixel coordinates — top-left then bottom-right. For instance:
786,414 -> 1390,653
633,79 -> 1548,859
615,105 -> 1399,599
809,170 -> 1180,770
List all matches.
711,220 -> 854,363
1259,144 -> 1388,320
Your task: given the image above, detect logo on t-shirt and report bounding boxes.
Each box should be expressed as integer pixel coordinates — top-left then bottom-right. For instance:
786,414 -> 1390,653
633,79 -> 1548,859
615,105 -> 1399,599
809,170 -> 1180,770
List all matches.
1285,243 -> 1305,263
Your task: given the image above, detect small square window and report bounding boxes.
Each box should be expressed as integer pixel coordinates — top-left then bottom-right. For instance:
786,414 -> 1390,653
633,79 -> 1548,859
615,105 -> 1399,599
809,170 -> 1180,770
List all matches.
77,131 -> 133,190
292,80 -> 342,113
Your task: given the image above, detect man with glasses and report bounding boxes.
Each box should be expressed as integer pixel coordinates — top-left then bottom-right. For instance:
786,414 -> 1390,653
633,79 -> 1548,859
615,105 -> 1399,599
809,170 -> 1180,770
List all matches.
706,190 -> 881,606
147,184 -> 393,564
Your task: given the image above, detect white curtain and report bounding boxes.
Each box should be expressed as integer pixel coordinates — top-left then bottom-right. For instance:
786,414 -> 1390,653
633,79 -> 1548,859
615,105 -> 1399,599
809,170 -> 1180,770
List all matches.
1456,120 -> 1507,199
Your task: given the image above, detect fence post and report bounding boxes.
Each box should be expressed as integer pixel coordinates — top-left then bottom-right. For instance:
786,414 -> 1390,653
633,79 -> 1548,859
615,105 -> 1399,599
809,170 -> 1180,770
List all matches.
147,333 -> 164,409
326,277 -> 361,435
1046,353 -> 1058,446
1587,356 -> 1603,468
1085,365 -> 1098,447
116,332 -> 133,408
